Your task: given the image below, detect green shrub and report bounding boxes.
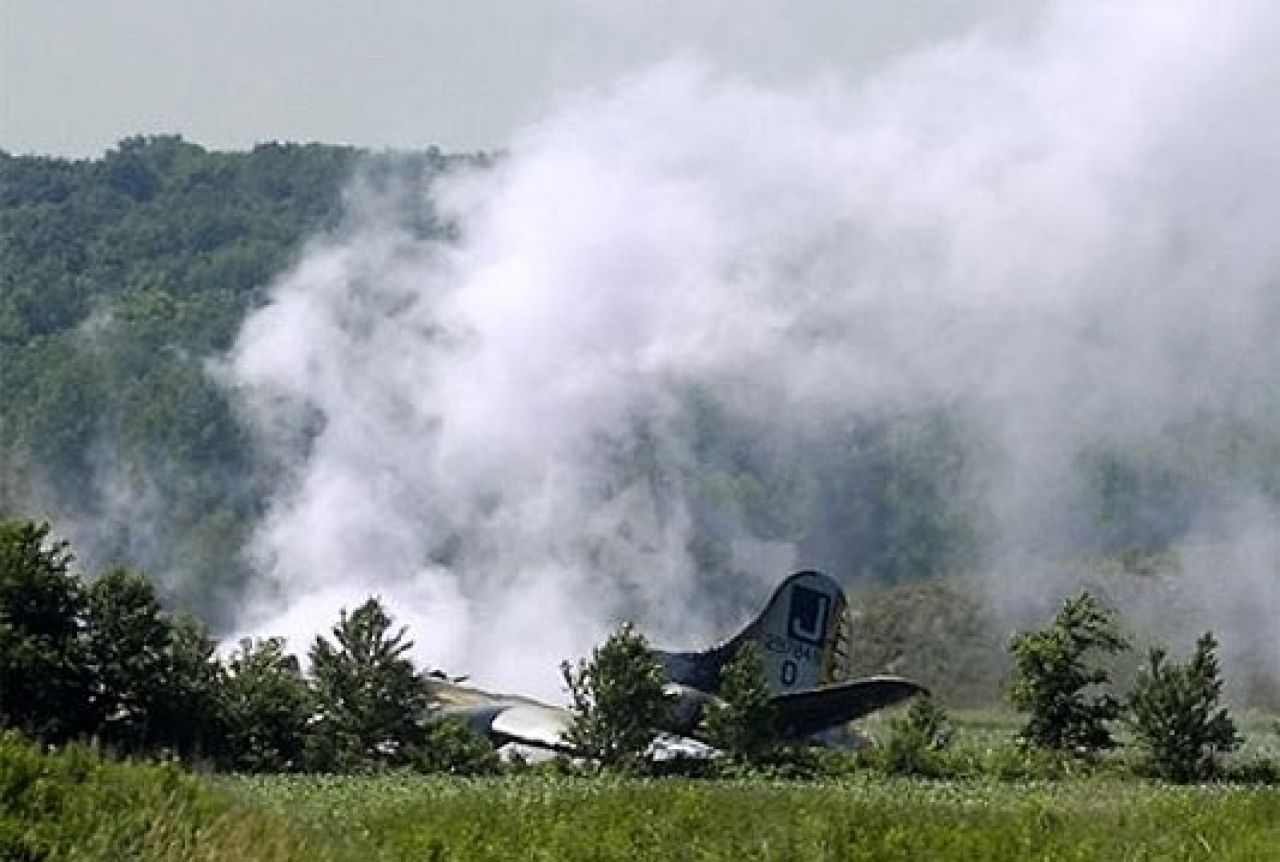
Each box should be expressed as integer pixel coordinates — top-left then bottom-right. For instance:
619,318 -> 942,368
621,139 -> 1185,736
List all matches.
561,622 -> 672,773
699,641 -> 779,768
1127,632 -> 1240,783
0,730 -> 340,861
416,718 -> 501,776
1010,592 -> 1128,754
1222,757 -> 1280,785
879,695 -> 953,777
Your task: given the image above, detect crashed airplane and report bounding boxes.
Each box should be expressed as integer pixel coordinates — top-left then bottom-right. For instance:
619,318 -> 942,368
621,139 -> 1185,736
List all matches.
426,570 -> 926,753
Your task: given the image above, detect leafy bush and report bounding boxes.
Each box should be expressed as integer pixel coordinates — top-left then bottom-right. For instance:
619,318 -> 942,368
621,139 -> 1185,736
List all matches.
1010,591 -> 1128,754
561,622 -> 672,773
699,641 -> 779,767
0,730 -> 338,861
417,717 -> 501,776
1222,757 -> 1280,785
1127,632 -> 1240,782
879,695 -> 954,777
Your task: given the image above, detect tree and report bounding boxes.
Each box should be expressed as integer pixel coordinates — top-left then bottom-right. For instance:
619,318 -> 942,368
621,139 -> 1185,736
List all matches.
699,641 -> 779,766
220,637 -> 314,772
149,613 -> 225,759
1127,632 -> 1240,783
307,597 -> 430,771
1010,592 -> 1128,754
561,622 -> 672,772
0,520 -> 91,740
83,567 -> 171,750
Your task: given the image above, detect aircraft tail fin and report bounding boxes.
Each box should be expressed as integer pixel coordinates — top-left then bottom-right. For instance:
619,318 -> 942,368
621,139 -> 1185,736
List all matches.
658,570 -> 853,697
738,569 -> 852,695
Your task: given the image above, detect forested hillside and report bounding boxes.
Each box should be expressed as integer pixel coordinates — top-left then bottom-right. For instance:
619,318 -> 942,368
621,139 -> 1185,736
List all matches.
0,137 -> 458,624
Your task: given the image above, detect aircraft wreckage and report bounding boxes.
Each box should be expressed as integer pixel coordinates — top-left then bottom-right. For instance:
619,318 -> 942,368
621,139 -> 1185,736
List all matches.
425,570 -> 926,754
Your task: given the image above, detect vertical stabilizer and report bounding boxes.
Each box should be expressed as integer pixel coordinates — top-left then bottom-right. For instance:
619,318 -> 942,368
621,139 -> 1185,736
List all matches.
740,570 -> 852,695
657,570 -> 852,696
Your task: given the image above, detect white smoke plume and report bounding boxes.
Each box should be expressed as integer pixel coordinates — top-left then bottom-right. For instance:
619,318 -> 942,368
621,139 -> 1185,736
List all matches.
225,0 -> 1280,699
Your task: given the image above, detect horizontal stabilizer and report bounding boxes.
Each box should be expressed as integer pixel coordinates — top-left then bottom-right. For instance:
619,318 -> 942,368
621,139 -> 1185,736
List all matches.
771,676 -> 927,739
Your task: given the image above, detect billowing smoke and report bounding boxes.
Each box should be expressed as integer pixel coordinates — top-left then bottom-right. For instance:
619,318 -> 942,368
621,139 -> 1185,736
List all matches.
224,0 -> 1280,699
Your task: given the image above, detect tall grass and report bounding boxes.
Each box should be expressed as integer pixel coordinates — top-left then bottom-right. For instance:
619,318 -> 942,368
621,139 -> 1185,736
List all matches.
232,773 -> 1280,861
6,727 -> 1280,861
0,731 -> 345,861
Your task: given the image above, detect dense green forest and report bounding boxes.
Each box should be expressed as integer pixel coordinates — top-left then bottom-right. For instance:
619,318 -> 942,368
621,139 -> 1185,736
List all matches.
0,137 -> 464,625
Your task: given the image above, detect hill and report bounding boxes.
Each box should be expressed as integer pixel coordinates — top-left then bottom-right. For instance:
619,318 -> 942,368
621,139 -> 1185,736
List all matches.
0,137 -> 460,624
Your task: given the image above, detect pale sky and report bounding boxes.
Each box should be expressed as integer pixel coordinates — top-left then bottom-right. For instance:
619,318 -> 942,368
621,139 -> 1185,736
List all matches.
0,1 -> 1031,157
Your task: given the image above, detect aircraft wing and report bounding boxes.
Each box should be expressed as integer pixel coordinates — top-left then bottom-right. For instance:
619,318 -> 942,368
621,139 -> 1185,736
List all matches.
771,675 -> 927,739
488,703 -> 575,751
434,692 -> 576,753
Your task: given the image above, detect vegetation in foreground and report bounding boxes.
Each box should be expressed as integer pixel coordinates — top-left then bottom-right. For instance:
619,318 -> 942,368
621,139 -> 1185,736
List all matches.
6,730 -> 1280,862
3,514 -> 1277,857
0,732 -> 341,862
230,773 -> 1280,862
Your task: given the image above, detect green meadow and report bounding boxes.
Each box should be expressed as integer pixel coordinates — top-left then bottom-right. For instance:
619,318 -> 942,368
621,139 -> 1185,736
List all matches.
7,723 -> 1280,862
228,774 -> 1280,862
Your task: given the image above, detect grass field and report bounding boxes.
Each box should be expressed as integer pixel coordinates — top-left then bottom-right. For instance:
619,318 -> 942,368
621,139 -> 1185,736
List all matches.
229,774 -> 1280,861
7,719 -> 1280,861
224,713 -> 1280,860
